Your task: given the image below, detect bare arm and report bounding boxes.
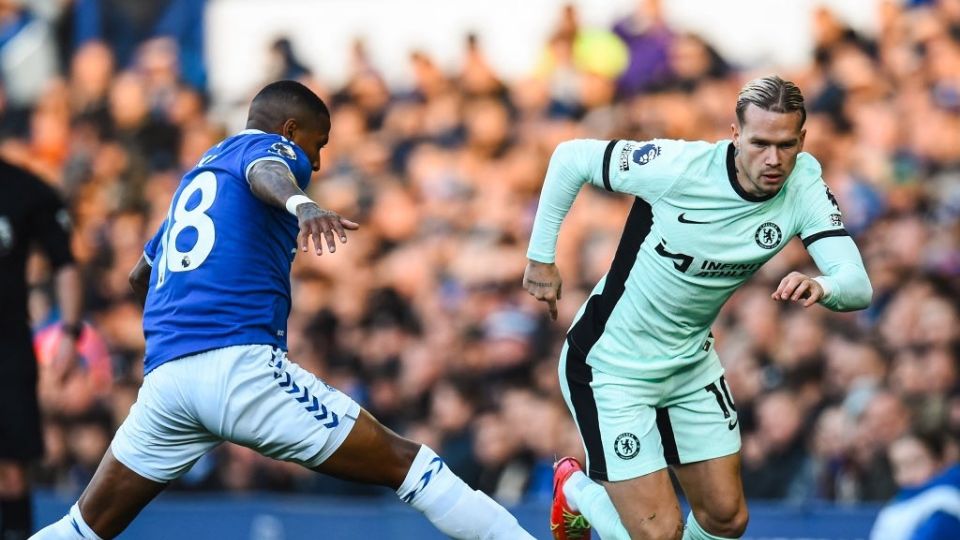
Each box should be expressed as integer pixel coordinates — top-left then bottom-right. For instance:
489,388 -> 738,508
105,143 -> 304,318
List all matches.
55,264 -> 83,328
129,255 -> 151,307
46,263 -> 84,379
29,179 -> 83,362
247,160 -> 358,255
247,159 -> 308,208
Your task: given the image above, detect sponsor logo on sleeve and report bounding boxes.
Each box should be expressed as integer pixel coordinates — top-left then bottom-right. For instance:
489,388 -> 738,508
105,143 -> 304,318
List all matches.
631,143 -> 661,166
618,142 -> 636,171
269,142 -> 297,160
830,213 -> 843,227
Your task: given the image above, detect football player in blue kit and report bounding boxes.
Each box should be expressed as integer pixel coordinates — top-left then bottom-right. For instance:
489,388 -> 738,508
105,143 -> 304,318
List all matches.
32,81 -> 534,540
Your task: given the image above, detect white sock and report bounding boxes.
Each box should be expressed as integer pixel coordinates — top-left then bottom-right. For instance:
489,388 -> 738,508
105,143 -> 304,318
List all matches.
397,445 -> 535,539
562,470 -> 590,511
565,474 -> 631,540
29,503 -> 103,540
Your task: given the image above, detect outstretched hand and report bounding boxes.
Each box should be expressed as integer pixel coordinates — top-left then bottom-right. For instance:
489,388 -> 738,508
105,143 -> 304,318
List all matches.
297,203 -> 360,255
771,271 -> 824,308
523,260 -> 563,320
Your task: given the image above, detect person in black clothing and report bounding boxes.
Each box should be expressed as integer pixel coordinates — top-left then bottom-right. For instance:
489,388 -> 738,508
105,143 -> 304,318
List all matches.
0,159 -> 82,540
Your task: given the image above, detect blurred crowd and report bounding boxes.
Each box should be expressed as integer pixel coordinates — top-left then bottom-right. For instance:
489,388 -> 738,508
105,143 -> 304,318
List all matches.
3,0 -> 960,506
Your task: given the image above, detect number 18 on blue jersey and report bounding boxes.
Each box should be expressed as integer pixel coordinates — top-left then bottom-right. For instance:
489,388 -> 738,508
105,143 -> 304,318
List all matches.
141,130 -> 313,375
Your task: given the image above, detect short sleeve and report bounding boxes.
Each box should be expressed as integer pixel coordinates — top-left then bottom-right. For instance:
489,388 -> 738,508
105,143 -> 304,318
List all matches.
28,180 -> 74,269
798,177 -> 849,248
601,139 -> 690,202
240,134 -> 313,189
143,219 -> 167,266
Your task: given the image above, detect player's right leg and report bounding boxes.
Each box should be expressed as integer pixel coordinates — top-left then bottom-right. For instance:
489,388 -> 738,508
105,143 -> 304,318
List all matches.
555,339 -> 685,540
219,347 -> 535,539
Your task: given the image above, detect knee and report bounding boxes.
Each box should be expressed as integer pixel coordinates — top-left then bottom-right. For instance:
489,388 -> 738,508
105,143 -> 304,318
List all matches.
719,505 -> 749,537
695,501 -> 749,538
623,513 -> 684,540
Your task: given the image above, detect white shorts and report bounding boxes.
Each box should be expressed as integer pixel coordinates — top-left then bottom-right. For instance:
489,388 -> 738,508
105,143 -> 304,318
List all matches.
111,344 -> 361,483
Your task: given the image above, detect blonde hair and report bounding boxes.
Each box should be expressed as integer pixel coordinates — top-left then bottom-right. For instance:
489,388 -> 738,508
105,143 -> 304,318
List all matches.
736,75 -> 806,127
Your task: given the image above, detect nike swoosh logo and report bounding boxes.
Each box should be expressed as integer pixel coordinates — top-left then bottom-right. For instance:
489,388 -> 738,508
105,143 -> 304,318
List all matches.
728,418 -> 738,430
678,213 -> 711,224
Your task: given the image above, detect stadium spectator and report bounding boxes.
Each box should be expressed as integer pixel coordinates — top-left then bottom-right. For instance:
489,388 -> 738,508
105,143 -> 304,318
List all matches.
72,0 -> 206,89
611,0 -> 675,96
742,391 -> 812,501
0,1 -> 58,112
267,37 -> 312,82
870,431 -> 960,539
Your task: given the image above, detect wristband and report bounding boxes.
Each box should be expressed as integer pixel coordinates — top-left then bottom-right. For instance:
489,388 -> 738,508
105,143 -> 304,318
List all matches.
812,276 -> 832,299
285,195 -> 314,216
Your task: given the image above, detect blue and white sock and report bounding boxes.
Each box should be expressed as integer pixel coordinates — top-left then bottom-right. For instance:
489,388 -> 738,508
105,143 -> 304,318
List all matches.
29,503 -> 103,540
397,445 -> 535,540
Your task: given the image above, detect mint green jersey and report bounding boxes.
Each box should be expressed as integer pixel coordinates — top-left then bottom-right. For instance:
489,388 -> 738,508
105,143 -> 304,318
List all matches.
528,139 -> 852,379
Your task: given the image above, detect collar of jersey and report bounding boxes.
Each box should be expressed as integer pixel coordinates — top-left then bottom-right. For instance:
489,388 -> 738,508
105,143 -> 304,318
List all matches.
236,129 -> 296,147
726,142 -> 776,203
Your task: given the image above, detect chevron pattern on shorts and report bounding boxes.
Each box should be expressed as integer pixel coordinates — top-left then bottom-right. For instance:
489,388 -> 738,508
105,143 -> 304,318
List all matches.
269,349 -> 339,429
312,403 -> 339,429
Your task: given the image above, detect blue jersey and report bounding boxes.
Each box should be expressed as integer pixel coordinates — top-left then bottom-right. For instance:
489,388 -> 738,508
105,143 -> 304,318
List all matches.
141,129 -> 313,375
871,464 -> 960,540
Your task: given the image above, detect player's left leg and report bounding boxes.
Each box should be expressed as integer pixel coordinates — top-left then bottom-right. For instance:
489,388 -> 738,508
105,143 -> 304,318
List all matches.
673,453 -> 748,539
220,347 -> 535,539
660,373 -> 748,539
315,409 -> 535,539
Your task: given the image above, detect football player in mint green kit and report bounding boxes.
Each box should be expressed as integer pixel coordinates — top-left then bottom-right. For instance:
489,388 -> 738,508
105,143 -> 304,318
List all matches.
525,76 -> 872,540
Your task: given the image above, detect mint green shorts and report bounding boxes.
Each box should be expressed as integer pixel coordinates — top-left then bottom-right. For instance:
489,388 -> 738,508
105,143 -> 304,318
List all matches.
558,338 -> 741,482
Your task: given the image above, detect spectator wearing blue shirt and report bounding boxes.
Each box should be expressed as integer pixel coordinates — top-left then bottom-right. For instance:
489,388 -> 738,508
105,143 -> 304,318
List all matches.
871,432 -> 960,540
